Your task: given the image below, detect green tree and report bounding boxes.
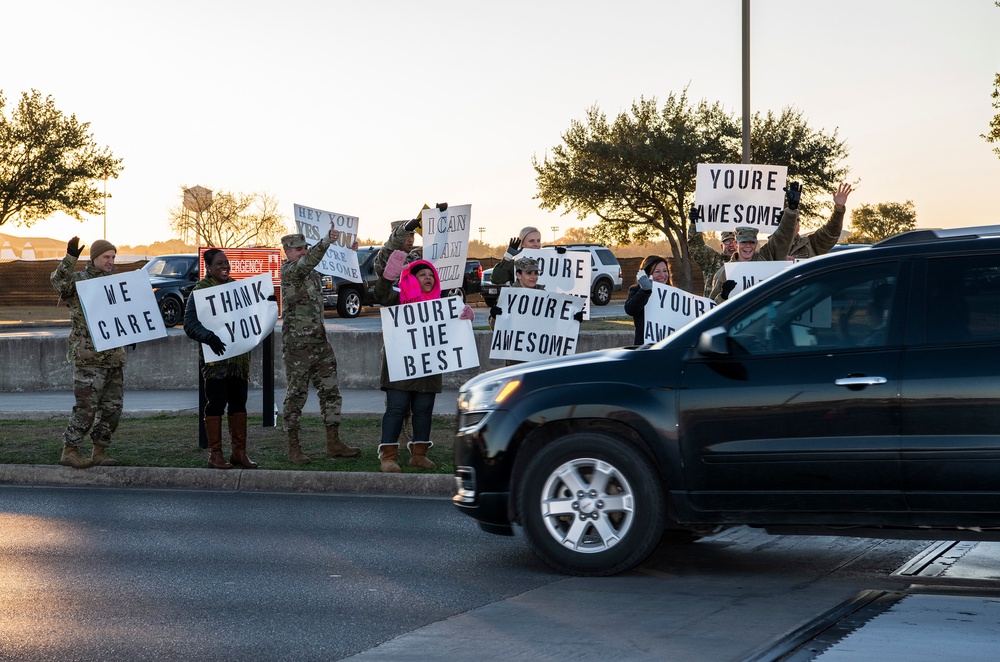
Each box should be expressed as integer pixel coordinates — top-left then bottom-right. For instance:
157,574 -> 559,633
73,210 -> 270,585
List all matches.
168,187 -> 290,247
846,201 -> 917,243
533,90 -> 849,290
0,89 -> 123,228
983,72 -> 1000,158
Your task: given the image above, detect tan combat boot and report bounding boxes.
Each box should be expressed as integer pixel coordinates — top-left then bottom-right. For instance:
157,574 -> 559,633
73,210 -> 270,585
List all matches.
326,424 -> 360,459
91,442 -> 118,466
408,442 -> 436,470
60,445 -> 93,469
287,429 -> 311,465
228,412 -> 258,469
378,444 -> 402,473
205,415 -> 232,470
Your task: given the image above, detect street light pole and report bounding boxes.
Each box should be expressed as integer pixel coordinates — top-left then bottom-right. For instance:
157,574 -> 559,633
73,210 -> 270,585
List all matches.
742,0 -> 751,164
103,175 -> 108,239
478,227 -> 485,243
550,226 -> 559,242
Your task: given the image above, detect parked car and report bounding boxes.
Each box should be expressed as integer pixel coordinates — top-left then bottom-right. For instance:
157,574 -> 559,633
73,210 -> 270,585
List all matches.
320,246 -> 381,318
143,254 -> 199,327
453,226 -> 1000,576
481,245 -> 622,308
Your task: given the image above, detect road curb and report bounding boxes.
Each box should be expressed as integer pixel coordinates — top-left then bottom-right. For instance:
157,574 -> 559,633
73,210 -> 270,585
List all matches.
0,464 -> 456,497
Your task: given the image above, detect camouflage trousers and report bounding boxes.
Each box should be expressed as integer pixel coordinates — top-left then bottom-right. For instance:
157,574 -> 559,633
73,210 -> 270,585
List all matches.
63,365 -> 124,449
282,342 -> 342,431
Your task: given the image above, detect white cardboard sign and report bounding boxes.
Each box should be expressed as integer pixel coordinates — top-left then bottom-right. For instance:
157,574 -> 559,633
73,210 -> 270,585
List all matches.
642,283 -> 717,342
723,261 -> 793,297
693,163 -> 787,235
292,203 -> 362,282
191,273 -> 279,362
380,297 -> 479,382
520,248 -> 592,319
421,203 -> 472,290
489,288 -> 582,362
77,270 -> 168,351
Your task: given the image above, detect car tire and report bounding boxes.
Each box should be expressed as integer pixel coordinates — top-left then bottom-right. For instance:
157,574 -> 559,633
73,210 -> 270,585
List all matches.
591,279 -> 612,306
336,288 -> 363,318
159,296 -> 184,328
446,287 -> 466,302
517,433 -> 664,576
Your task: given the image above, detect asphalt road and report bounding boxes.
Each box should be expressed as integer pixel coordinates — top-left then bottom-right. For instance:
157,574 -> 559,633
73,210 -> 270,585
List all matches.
9,484 -> 1000,661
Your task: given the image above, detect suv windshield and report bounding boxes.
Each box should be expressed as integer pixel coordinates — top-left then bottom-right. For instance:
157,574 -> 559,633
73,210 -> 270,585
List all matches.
145,256 -> 194,277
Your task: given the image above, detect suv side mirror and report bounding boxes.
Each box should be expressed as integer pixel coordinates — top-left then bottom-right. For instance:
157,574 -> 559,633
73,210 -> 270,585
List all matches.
697,326 -> 730,356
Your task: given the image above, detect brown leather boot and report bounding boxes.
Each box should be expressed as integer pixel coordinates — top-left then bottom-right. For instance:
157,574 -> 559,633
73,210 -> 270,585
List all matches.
408,442 -> 436,470
287,429 -> 311,465
326,424 -> 360,458
60,445 -> 93,469
91,443 -> 118,466
228,412 -> 258,469
205,415 -> 232,469
378,444 -> 401,473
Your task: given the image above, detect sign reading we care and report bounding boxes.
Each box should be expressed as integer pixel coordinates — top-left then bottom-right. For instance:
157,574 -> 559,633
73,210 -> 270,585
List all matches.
76,270 -> 167,351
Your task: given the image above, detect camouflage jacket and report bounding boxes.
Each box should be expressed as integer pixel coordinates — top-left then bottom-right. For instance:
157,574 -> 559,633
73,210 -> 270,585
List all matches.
183,276 -> 252,380
281,236 -> 331,346
50,254 -> 126,368
374,224 -> 422,279
687,229 -> 730,298
708,208 -> 799,302
788,206 -> 845,259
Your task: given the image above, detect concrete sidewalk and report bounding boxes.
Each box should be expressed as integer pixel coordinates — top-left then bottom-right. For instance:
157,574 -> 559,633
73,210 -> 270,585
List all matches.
0,388 -> 460,497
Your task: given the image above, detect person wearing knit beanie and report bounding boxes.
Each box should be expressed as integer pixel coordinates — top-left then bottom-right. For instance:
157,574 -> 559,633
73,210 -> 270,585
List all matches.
88,239 -> 116,261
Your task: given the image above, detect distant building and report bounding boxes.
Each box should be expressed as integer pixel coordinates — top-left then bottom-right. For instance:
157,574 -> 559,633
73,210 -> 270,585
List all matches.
0,232 -> 66,260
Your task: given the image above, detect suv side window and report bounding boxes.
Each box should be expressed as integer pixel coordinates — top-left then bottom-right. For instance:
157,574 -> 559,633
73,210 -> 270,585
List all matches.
923,254 -> 1000,345
594,249 -> 618,266
727,261 -> 901,355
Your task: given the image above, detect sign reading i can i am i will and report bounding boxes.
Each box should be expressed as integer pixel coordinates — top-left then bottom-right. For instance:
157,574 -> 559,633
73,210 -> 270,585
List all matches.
191,273 -> 279,362
380,297 -> 479,382
292,203 -> 362,282
693,164 -> 787,235
76,269 -> 168,351
421,203 -> 471,291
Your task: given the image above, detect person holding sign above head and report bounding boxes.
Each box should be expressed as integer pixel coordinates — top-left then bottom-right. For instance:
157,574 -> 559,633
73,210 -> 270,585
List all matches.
788,183 -> 853,260
490,226 -> 542,287
375,251 -> 475,473
280,228 -> 361,465
50,237 -> 126,469
374,204 -> 446,280
709,182 -> 801,303
183,248 -> 257,470
688,207 -> 737,298
624,255 -> 671,345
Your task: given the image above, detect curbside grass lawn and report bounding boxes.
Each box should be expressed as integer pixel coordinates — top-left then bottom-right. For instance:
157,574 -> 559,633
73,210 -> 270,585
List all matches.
0,415 -> 457,474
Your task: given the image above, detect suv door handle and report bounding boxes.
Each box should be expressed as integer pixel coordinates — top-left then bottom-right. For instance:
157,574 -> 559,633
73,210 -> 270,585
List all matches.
834,376 -> 887,388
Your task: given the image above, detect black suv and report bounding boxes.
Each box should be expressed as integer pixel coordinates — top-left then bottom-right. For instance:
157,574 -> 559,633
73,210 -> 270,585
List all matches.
143,254 -> 199,327
453,226 -> 1000,576
321,246 -> 380,318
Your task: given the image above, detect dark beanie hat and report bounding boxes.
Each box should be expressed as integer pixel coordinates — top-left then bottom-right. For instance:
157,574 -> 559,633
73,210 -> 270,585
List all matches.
89,239 -> 116,260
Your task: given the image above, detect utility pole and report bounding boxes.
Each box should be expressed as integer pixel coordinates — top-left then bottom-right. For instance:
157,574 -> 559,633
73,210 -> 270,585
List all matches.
551,226 -> 559,242
742,0 -> 751,164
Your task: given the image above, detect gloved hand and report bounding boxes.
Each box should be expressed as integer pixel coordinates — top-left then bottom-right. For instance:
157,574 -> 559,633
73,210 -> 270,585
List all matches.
436,202 -> 448,212
555,246 -> 566,254
573,310 -> 584,322
266,294 -> 277,302
688,206 -> 698,223
67,237 -> 85,257
403,217 -> 421,232
489,305 -> 503,318
383,250 -> 406,281
459,304 -> 475,321
504,237 -> 522,260
637,271 -> 652,291
720,280 -> 737,301
784,181 -> 802,210
206,333 -> 227,356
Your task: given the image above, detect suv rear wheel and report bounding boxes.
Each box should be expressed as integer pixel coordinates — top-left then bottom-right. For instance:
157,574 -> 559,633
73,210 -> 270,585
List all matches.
591,278 -> 612,306
517,433 -> 664,576
336,287 -> 363,318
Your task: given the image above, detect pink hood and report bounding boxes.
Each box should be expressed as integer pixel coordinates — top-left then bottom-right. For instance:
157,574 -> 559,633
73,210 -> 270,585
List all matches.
398,259 -> 441,304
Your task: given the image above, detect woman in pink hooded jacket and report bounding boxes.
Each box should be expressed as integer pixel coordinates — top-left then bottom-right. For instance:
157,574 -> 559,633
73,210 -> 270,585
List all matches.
375,251 -> 474,472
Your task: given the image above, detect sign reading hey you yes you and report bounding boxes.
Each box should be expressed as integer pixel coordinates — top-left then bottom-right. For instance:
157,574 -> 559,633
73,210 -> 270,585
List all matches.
192,273 -> 278,362
293,203 -> 361,282
77,270 -> 167,351
490,288 -> 582,363
380,297 -> 479,382
421,203 -> 471,290
520,248 -> 592,319
694,164 -> 787,235
643,283 -> 716,343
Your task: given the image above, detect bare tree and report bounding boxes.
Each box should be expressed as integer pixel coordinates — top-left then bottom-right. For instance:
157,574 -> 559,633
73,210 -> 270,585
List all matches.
169,187 -> 290,247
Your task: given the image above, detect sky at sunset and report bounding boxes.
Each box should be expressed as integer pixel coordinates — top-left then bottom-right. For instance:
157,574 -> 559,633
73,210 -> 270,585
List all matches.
3,0 -> 999,251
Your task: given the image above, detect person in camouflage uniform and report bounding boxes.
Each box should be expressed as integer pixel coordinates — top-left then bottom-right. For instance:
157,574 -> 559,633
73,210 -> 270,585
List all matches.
183,248 -> 257,470
280,228 -> 360,465
50,237 -> 125,469
687,208 -> 737,298
787,183 -> 853,259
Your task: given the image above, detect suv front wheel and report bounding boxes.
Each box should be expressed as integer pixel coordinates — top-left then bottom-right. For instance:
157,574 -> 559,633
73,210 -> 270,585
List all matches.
336,287 -> 363,318
591,278 -> 612,306
517,433 -> 664,576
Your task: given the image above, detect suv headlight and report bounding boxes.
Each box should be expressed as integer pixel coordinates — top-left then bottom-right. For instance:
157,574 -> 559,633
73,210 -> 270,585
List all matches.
459,377 -> 521,413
